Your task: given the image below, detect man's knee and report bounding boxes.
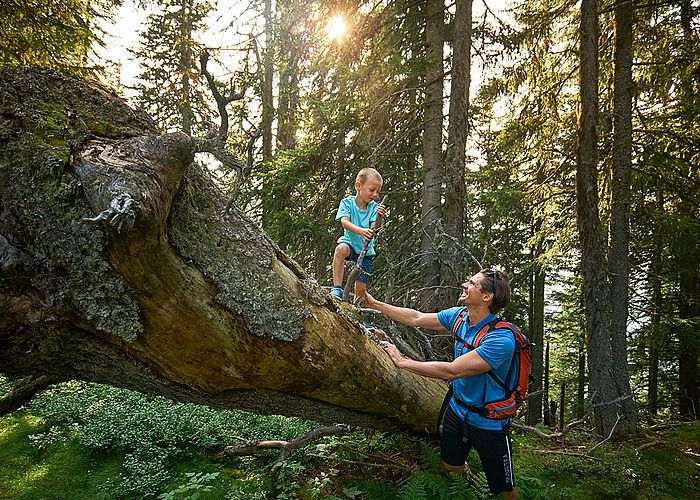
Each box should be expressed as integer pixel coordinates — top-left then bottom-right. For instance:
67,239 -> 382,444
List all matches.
440,460 -> 464,475
505,487 -> 519,499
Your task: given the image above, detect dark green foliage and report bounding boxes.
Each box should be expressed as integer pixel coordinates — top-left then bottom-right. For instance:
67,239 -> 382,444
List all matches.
21,381 -> 314,498
0,0 -> 119,76
130,0 -> 213,133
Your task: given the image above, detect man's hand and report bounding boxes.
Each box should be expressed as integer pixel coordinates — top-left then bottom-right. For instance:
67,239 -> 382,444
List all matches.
377,204 -> 387,218
380,342 -> 405,368
363,291 -> 377,309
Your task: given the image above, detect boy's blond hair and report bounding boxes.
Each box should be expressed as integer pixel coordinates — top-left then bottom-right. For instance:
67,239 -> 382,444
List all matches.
355,167 -> 383,185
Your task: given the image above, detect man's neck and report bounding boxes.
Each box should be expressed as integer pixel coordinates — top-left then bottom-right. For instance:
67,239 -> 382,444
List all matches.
467,306 -> 492,326
354,194 -> 369,210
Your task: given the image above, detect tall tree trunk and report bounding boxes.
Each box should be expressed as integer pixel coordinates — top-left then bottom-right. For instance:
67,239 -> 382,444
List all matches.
577,341 -> 586,419
261,0 -> 274,160
559,381 -> 566,430
178,0 -> 194,135
276,0 -> 300,151
609,0 -> 638,429
576,0 -> 636,437
676,0 -> 700,421
0,66 -> 445,431
543,342 -> 553,426
528,253 -> 545,425
440,0 -> 472,308
420,0 -> 444,310
649,196 -> 662,419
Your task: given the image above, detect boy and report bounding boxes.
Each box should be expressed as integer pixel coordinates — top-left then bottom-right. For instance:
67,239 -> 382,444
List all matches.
330,167 -> 386,301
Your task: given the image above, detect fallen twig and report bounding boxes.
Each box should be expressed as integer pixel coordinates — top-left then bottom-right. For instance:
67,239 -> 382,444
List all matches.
216,423 -> 356,473
532,449 -> 600,460
635,441 -> 664,452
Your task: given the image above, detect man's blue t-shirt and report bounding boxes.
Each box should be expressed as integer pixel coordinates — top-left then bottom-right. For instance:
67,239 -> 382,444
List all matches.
437,306 -> 516,430
335,196 -> 378,256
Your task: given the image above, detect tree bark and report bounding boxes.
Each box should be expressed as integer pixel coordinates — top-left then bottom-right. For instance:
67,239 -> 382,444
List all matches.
648,188 -> 663,420
276,0 -> 301,151
676,0 -> 699,421
178,0 -> 194,135
528,261 -> 545,425
440,0 -> 472,308
0,66 -> 445,432
609,0 -> 637,426
543,342 -> 552,426
420,0 -> 444,310
261,0 -> 274,160
576,0 -> 636,437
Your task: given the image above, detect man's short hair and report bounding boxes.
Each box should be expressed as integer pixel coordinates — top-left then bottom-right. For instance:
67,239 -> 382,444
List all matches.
356,167 -> 382,185
478,268 -> 510,313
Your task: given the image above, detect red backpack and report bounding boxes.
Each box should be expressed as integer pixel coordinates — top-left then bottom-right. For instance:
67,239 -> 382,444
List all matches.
444,309 -> 532,421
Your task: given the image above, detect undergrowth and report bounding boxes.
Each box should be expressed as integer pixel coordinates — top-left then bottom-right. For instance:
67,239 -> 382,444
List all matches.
0,379 -> 699,499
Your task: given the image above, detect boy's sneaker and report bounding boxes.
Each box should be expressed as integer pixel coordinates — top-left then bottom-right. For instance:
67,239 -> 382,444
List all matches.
330,286 -> 344,300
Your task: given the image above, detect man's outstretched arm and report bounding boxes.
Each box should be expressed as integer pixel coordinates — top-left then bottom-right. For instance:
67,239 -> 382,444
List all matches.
364,292 -> 446,331
382,343 -> 492,381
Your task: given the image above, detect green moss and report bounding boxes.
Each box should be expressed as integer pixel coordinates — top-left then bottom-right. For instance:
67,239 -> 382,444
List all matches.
169,165 -> 309,341
0,67 -> 146,341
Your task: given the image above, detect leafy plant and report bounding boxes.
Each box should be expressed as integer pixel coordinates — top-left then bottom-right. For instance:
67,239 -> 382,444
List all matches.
158,471 -> 220,500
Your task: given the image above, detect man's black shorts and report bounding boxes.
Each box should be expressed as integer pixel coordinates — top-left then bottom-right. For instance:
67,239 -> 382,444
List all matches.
441,405 -> 515,495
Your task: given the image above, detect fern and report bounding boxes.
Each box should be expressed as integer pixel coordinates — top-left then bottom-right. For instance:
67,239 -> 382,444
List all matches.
417,442 -> 443,474
449,475 -> 477,500
427,472 -> 453,498
470,471 -> 493,500
516,473 -> 549,499
352,479 -> 399,500
400,475 -> 430,500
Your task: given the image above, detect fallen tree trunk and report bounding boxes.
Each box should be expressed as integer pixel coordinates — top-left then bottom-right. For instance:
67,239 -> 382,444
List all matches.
0,66 -> 445,431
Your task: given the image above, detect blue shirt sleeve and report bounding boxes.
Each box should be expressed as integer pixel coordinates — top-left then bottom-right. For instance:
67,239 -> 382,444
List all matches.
475,328 -> 516,371
437,307 -> 466,332
335,197 -> 352,221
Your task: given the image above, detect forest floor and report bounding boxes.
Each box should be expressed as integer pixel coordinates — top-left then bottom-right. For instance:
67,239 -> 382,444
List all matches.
0,382 -> 698,499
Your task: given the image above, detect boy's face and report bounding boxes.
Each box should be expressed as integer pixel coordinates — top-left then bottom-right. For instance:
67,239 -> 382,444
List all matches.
355,177 -> 383,203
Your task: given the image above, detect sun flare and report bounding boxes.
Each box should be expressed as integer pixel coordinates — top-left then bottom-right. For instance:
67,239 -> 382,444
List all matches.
326,15 -> 346,42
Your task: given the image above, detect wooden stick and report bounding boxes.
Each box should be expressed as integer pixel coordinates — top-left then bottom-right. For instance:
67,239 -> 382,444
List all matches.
343,195 -> 387,300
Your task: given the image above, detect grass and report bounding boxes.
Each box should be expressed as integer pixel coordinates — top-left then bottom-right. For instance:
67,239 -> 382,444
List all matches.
0,413 -> 122,499
1,402 -> 699,499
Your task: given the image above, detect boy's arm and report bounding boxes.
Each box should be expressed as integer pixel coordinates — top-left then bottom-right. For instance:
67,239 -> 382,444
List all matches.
364,292 -> 446,331
340,216 -> 374,240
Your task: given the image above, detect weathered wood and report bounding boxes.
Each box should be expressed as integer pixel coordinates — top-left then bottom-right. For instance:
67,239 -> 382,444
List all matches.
0,66 -> 445,431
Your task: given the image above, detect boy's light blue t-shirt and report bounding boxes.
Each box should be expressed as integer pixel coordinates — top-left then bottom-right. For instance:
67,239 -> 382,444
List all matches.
437,306 -> 516,430
335,196 -> 378,256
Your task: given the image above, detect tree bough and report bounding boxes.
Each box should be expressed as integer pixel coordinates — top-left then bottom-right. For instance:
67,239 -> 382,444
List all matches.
0,66 -> 445,431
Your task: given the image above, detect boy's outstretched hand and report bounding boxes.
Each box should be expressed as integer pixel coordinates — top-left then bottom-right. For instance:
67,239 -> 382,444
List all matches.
377,203 -> 387,218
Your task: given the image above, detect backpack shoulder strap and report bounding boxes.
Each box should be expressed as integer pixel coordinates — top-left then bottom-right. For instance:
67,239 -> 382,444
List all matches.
468,317 -> 501,349
450,307 -> 469,342
471,318 -> 514,389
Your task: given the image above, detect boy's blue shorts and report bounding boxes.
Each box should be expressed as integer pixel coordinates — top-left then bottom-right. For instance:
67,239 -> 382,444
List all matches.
342,244 -> 374,283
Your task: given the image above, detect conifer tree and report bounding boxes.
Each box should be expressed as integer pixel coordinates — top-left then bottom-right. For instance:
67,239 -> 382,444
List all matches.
130,0 -> 213,133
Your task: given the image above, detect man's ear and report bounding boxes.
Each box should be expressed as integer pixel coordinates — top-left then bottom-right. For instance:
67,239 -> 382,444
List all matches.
355,181 -> 362,191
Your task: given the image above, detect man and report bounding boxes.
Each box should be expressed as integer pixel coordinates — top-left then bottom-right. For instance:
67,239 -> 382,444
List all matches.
364,269 -> 519,499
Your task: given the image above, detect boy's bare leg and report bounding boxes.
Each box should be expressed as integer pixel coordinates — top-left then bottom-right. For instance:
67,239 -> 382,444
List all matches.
332,244 -> 350,286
